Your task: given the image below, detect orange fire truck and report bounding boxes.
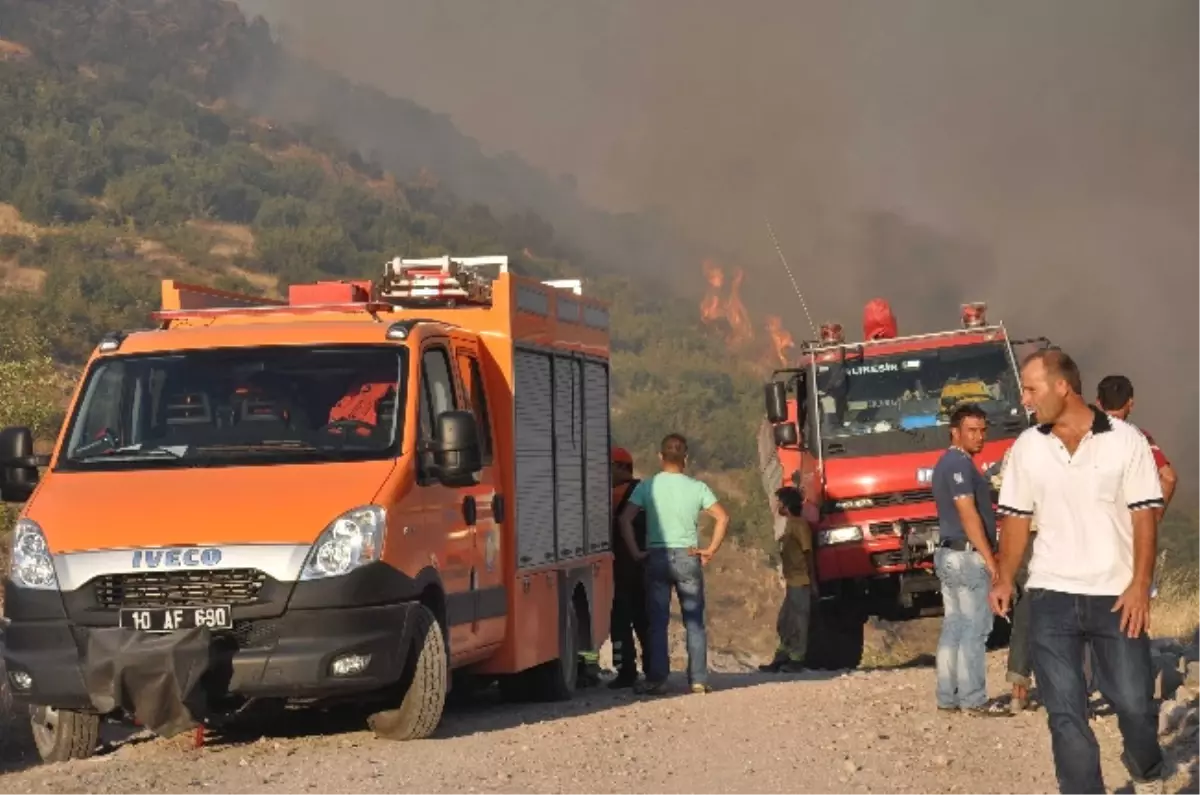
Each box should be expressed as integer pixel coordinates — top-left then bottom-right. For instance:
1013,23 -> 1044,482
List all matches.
0,255 -> 614,762
759,300 -> 1049,669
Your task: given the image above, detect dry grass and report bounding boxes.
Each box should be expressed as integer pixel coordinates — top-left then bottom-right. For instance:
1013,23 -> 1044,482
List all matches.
1151,563 -> 1200,643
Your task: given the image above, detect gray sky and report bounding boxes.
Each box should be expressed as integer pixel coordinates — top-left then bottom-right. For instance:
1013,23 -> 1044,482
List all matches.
240,0 -> 1198,474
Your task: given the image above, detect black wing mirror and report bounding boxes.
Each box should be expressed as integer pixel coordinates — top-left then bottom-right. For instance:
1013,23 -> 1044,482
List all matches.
0,426 -> 40,503
431,411 -> 482,487
773,422 -> 799,448
765,381 -> 788,424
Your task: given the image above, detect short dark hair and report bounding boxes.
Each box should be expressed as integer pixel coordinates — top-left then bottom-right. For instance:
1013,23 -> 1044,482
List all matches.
1022,347 -> 1083,395
949,402 -> 988,429
775,486 -> 803,516
660,433 -> 688,466
1096,374 -> 1134,411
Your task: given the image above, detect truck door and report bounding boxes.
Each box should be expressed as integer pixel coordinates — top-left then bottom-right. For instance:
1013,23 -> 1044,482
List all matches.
454,342 -> 505,652
415,341 -> 484,660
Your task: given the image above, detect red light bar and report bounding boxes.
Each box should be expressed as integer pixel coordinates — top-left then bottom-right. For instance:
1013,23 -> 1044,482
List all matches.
961,302 -> 987,328
819,322 -> 845,343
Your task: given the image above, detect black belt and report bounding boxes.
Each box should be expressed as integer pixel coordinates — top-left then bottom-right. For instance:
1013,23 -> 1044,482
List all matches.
939,538 -> 993,553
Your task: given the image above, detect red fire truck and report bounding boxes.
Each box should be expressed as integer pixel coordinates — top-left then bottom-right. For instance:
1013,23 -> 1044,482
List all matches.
758,300 -> 1049,669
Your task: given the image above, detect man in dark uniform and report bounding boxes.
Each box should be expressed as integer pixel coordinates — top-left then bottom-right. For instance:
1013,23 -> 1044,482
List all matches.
608,447 -> 650,688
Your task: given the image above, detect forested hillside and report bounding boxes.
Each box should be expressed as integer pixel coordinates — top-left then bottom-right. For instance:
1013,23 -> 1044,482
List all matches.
0,0 -> 775,542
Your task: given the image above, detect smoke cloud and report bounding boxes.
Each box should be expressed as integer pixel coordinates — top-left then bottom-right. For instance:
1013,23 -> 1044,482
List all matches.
238,0 -> 1198,477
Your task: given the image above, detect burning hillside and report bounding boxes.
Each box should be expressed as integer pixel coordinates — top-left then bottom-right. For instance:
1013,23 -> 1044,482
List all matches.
699,260 -> 797,370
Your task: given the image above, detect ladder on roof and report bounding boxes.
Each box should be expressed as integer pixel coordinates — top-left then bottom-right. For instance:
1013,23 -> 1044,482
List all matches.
378,255 -> 583,307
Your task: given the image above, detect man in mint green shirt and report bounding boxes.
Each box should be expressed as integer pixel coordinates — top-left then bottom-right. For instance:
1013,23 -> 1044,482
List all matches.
618,433 -> 729,694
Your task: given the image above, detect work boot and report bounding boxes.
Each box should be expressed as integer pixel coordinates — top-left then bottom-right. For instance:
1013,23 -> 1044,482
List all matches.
758,652 -> 788,673
779,659 -> 808,674
608,671 -> 638,689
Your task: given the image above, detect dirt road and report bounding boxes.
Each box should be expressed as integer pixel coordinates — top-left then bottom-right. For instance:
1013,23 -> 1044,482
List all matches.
0,651 -> 1195,794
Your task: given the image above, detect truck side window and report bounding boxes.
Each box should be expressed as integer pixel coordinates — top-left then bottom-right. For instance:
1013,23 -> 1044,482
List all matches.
419,346 -> 457,458
461,355 -> 494,464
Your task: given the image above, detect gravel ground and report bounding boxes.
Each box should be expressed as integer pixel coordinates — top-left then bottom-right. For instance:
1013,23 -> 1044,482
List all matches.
0,651 -> 1195,794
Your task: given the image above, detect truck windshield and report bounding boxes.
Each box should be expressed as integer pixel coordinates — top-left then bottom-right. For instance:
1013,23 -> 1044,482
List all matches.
812,341 -> 1024,455
59,345 -> 406,470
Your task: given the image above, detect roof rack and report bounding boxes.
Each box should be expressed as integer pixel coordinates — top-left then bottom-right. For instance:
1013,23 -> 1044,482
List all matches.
379,255 -> 508,307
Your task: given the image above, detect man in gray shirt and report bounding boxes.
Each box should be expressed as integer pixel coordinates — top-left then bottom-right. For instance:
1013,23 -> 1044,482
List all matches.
931,402 -> 1006,715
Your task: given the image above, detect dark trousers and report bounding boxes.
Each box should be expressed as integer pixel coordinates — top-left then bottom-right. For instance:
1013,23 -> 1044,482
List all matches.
1029,589 -> 1163,793
610,565 -> 649,678
1006,544 -> 1034,687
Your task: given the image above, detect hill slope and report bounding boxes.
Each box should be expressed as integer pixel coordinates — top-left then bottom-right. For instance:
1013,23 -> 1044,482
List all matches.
0,0 -> 777,542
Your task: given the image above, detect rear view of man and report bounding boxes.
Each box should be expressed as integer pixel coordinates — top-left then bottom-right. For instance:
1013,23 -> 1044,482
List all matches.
608,447 -> 649,689
930,403 -> 1006,715
618,433 -> 729,696
1095,374 -> 1177,521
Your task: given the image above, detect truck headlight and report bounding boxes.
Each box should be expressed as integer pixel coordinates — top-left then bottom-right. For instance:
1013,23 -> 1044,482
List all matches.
10,519 -> 58,590
816,526 -> 863,547
300,506 -> 387,581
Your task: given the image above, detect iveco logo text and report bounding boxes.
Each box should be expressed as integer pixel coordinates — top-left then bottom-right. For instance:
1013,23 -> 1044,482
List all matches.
131,548 -> 222,568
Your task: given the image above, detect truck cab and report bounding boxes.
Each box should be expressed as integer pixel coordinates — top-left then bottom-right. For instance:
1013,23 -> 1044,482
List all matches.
0,255 -> 614,763
760,301 -> 1046,669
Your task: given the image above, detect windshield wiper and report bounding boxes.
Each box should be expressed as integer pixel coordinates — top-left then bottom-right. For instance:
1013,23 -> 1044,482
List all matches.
194,441 -> 320,454
75,444 -> 188,462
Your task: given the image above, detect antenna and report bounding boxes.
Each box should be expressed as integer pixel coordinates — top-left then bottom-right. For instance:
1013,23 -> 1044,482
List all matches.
765,219 -> 817,339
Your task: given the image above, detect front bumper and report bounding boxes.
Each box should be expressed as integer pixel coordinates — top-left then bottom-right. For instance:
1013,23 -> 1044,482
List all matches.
2,568 -> 419,711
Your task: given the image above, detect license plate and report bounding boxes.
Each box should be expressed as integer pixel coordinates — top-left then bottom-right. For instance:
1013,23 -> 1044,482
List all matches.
119,605 -> 232,633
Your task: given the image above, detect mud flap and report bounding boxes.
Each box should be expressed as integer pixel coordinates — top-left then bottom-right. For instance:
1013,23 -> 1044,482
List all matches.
83,627 -> 213,738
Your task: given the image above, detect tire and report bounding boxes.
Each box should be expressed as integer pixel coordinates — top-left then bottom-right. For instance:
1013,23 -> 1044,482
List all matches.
367,605 -> 447,741
805,601 -> 866,671
523,601 -> 579,702
30,705 -> 100,763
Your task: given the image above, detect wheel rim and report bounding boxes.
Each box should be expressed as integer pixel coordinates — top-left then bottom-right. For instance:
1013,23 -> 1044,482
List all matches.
30,704 -> 59,754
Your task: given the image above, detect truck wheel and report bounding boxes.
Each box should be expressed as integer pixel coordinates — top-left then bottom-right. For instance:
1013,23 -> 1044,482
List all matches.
30,705 -> 100,763
524,601 -> 580,702
805,603 -> 866,671
367,604 -> 447,741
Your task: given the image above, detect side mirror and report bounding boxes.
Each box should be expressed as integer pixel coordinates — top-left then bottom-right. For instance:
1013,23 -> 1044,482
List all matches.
765,382 -> 788,424
431,411 -> 482,487
773,422 -> 799,448
0,426 -> 39,503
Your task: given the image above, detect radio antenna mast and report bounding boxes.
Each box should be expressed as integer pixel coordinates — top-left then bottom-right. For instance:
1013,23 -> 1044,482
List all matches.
765,219 -> 817,339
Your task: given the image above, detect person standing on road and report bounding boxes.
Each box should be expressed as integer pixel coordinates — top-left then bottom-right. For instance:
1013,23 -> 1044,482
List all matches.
618,433 -> 729,696
759,486 -> 816,673
990,349 -> 1166,794
991,446 -> 1038,714
607,446 -> 650,689
930,403 -> 1008,716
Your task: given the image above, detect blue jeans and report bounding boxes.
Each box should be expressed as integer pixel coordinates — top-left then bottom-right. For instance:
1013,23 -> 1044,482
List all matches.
933,547 -> 994,709
644,548 -> 707,686
1029,589 -> 1163,793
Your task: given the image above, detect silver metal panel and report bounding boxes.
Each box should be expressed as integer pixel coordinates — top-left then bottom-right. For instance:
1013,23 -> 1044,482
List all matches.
583,360 -> 611,553
516,285 -> 550,316
556,297 -> 580,323
514,349 -> 557,569
583,305 -> 609,330
53,544 -> 312,591
554,357 -> 585,560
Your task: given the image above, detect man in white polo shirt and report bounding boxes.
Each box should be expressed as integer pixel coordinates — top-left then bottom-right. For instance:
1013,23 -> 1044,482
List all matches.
989,348 -> 1165,795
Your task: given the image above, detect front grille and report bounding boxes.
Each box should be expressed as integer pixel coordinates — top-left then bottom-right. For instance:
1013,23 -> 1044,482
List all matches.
871,550 -> 907,568
827,488 -> 933,513
231,619 -> 279,649
94,569 -> 267,608
869,518 -> 939,537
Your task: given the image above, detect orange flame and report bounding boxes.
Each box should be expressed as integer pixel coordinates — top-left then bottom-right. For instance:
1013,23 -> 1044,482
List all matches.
700,260 -> 725,322
725,268 -> 754,344
765,315 -> 796,367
